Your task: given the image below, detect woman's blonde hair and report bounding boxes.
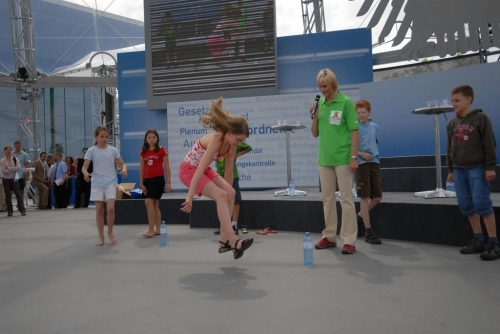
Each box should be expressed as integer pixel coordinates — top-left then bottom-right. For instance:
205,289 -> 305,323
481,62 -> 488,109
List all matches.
316,68 -> 338,92
199,97 -> 249,137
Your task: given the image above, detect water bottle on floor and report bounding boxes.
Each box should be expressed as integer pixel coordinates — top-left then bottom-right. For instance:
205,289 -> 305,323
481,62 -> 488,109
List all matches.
290,179 -> 296,197
446,181 -> 455,192
160,221 -> 167,247
303,232 -> 313,266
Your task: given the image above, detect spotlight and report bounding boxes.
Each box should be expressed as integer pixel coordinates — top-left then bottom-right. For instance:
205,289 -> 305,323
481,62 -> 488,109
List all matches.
17,67 -> 29,80
20,91 -> 29,100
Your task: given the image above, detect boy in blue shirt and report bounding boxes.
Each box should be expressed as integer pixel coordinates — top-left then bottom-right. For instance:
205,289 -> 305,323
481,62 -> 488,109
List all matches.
446,85 -> 498,260
354,100 -> 382,244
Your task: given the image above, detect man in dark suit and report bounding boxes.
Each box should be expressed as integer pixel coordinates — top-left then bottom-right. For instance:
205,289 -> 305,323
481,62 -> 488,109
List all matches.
74,147 -> 92,208
31,152 -> 50,209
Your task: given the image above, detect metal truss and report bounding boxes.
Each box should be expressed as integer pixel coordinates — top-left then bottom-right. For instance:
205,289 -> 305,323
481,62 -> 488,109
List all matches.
9,0 -> 43,161
87,52 -> 119,149
302,0 -> 326,34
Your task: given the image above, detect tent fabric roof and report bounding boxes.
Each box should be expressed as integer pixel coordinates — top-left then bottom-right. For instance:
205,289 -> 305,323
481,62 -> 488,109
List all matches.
0,0 -> 145,76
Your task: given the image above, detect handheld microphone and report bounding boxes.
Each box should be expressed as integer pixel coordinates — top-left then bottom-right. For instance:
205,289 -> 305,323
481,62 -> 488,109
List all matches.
310,95 -> 321,119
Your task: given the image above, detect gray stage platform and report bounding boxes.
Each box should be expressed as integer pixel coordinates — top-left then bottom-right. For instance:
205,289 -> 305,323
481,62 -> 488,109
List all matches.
0,207 -> 499,334
114,189 -> 500,247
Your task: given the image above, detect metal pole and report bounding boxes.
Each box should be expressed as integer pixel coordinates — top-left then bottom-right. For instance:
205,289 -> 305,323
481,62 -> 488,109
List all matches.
433,114 -> 442,189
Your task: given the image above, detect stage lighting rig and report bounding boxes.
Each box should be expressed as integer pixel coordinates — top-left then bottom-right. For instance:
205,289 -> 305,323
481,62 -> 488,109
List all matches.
17,67 -> 29,81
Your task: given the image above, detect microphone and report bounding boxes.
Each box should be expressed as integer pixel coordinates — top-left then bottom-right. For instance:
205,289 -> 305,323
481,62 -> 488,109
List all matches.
310,95 -> 321,119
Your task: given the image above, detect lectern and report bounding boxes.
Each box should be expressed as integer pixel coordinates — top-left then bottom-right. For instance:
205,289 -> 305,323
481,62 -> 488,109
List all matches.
412,106 -> 456,198
271,124 -> 307,197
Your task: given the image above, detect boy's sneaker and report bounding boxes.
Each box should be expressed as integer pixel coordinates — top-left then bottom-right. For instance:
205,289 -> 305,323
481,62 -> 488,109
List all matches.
342,244 -> 356,254
479,243 -> 499,261
233,225 -> 239,235
365,233 -> 382,245
459,238 -> 486,254
213,229 -> 220,235
315,237 -> 337,249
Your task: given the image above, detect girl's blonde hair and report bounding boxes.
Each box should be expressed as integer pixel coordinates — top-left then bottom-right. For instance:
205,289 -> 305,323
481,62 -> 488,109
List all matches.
316,68 -> 338,92
199,97 -> 249,137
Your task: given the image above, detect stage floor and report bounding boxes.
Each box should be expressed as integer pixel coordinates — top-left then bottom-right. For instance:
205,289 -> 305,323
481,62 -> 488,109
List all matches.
0,207 -> 499,334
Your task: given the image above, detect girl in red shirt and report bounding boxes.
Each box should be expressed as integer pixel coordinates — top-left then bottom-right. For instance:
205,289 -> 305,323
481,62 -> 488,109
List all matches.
140,129 -> 172,238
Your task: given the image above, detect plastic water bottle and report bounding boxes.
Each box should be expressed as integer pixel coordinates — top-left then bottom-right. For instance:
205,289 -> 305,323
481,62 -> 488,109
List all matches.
303,232 -> 313,266
160,221 -> 167,247
446,181 -> 455,192
290,179 -> 296,197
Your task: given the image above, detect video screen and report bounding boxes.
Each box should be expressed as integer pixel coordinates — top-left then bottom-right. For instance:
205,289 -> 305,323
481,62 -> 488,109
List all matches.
144,0 -> 277,108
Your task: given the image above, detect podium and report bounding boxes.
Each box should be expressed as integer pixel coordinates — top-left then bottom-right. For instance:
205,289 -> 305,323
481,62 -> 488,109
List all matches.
412,106 -> 456,198
271,124 -> 307,197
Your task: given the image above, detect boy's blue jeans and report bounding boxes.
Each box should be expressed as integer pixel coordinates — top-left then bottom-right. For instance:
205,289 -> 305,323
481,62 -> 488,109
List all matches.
453,167 -> 493,217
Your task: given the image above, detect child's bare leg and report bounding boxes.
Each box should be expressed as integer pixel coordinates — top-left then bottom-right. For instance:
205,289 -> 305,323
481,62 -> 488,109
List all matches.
154,200 -> 161,235
368,197 -> 381,211
360,197 -> 382,228
106,199 -> 117,243
202,180 -> 242,249
95,201 -> 105,246
360,197 -> 371,228
483,213 -> 497,239
468,213 -> 482,233
143,198 -> 156,237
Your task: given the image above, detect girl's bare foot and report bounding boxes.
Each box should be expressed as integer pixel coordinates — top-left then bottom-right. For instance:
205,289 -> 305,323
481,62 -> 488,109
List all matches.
142,231 -> 154,238
96,238 -> 105,246
108,233 -> 117,244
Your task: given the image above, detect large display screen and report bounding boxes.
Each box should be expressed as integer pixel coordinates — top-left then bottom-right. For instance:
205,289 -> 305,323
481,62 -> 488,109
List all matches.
144,0 -> 278,109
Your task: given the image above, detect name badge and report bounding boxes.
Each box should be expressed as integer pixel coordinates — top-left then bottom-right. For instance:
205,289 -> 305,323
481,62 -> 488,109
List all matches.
329,110 -> 342,125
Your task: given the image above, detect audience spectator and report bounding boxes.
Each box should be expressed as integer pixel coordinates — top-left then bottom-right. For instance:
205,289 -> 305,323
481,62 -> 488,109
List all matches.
65,156 -> 76,206
75,147 -> 92,208
12,141 -> 29,196
0,146 -> 26,216
0,167 -> 6,212
31,152 -> 50,210
46,154 -> 55,209
53,153 -> 68,209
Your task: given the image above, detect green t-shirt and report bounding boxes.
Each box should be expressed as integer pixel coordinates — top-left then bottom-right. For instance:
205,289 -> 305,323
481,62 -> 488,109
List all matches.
216,142 -> 252,178
158,21 -> 177,44
316,92 -> 359,166
232,2 -> 248,28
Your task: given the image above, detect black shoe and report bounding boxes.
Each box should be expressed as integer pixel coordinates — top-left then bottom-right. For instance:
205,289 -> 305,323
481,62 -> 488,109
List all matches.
459,238 -> 486,254
357,215 -> 365,238
213,229 -> 220,235
233,226 -> 239,235
480,243 -> 499,261
365,233 -> 382,245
